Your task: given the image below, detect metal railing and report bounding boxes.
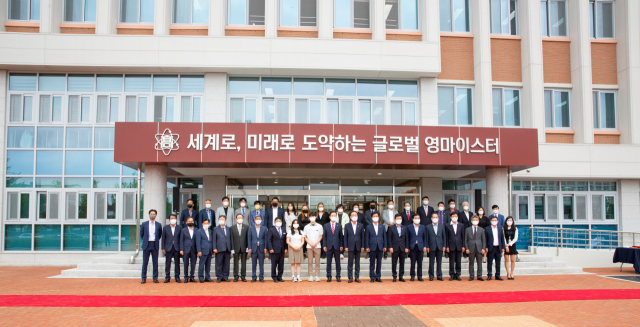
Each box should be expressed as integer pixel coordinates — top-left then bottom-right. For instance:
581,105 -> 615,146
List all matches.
531,227 -> 640,253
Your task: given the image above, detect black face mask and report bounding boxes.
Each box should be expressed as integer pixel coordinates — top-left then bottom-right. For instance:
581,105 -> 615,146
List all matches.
187,222 -> 194,227
370,205 -> 376,210
272,203 -> 278,208
187,204 -> 193,208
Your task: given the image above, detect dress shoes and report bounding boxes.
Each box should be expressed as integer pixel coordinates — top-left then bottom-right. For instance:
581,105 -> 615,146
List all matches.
164,278 -> 171,283
370,278 -> 375,283
217,279 -> 222,283
234,277 -> 239,282
355,278 -> 361,283
429,277 -> 434,281
277,277 -> 284,282
468,277 -> 474,281
348,278 -> 353,283
496,276 -> 504,281
487,276 -> 492,281
336,277 -> 341,282
477,277 -> 485,281
152,279 -> 159,283
189,278 -> 196,283
251,279 -> 257,283
410,277 -> 415,281
140,280 -> 146,284
199,279 -> 204,283
393,278 -> 397,282
449,277 -> 454,281
418,277 -> 424,282
456,276 -> 462,281
375,278 -> 383,283
399,278 -> 405,282
327,277 -> 332,282
175,278 -> 182,283
205,279 -> 213,282
259,279 -> 265,283
241,277 -> 247,282
437,277 -> 444,281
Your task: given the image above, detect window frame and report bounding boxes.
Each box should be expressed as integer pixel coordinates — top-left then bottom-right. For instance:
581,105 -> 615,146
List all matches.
592,90 -> 618,130
6,191 -> 32,221
227,0 -> 266,26
440,0 -> 471,33
94,191 -> 118,222
589,0 -> 615,39
333,0 -> 372,30
279,0 -> 318,28
492,87 -> 522,127
62,0 -> 96,23
9,93 -> 35,124
95,95 -> 121,124
540,0 -> 569,38
119,0 -> 154,24
544,88 -> 571,129
65,191 -> 89,221
489,0 -> 518,36
7,0 -> 40,22
384,0 -> 420,31
37,191 -> 61,221
172,0 -> 209,25
437,85 -> 474,126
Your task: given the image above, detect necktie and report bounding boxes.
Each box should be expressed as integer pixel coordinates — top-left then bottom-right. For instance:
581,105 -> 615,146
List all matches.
331,223 -> 335,234
242,208 -> 245,216
208,210 -> 211,220
398,226 -> 401,237
238,225 -> 241,235
278,228 -> 281,237
474,227 -> 476,237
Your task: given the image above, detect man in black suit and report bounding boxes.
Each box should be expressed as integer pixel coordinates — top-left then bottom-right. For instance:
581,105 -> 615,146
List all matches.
322,211 -> 343,282
387,214 -> 409,282
351,204 -> 365,225
179,217 -> 198,283
212,215 -> 232,282
180,198 -> 199,228
458,201 -> 473,230
265,197 -> 285,230
426,212 -> 447,281
363,201 -> 379,259
443,199 -> 459,225
343,211 -> 365,283
416,196 -> 434,227
364,212 -> 386,282
485,216 -> 505,281
140,209 -> 162,284
400,202 -> 415,227
230,213 -> 249,282
267,217 -> 287,282
445,212 -> 465,281
195,219 -> 214,283
162,213 -> 182,283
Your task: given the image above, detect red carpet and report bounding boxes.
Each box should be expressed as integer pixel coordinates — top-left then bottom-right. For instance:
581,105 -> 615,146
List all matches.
1,289 -> 640,307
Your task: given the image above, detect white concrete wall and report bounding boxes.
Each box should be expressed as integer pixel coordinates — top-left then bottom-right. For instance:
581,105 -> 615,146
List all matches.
420,77 -> 438,125
568,0 -> 594,144
420,177 -> 443,207
0,253 -> 121,266
620,180 -> 640,232
142,164 -> 167,225
204,72 -> 227,122
487,167 -> 508,214
616,0 -> 640,145
534,247 -> 622,269
471,0 -> 493,128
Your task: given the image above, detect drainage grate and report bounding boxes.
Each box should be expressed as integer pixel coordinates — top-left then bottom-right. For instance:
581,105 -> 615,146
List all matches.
607,275 -> 640,283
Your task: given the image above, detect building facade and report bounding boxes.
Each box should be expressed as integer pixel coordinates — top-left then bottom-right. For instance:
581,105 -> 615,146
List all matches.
0,0 -> 639,265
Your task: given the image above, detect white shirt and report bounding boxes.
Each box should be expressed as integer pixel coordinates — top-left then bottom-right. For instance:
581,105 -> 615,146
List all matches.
272,208 -> 278,225
255,226 -> 262,246
413,224 -> 420,244
188,227 -> 194,238
149,221 -> 156,241
205,229 -> 210,240
373,223 -> 379,235
237,224 -> 243,236
432,223 -> 438,235
492,226 -> 499,246
351,222 -> 358,235
288,230 -> 305,248
170,225 -> 176,236
452,223 -> 458,234
304,223 -> 323,248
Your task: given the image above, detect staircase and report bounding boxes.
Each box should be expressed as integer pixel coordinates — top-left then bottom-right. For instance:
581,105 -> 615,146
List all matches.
56,252 -> 583,279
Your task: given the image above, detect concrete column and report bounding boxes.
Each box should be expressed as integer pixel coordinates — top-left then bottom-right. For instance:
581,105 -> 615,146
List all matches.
317,0 -> 333,39
204,72 -> 228,122
423,0 -> 440,43
420,77 -> 438,126
204,176 -> 227,207
143,164 -> 168,225
420,177 -> 443,207
568,0 -> 594,144
0,0 -> 7,31
372,0 -> 385,41
209,0 -> 226,37
0,71 -> 7,241
486,167 -> 508,216
616,0 -> 640,145
620,180 -> 640,233
471,0 -> 493,127
40,0 -> 62,33
519,0 -> 546,142
154,0 -> 172,35
265,0 -> 277,37
95,0 -> 118,35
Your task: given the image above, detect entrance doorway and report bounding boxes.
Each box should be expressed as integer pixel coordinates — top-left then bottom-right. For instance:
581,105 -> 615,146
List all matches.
342,195 -> 392,212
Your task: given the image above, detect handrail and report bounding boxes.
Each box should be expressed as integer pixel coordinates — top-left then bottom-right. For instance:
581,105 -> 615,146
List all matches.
129,163 -> 142,264
531,226 -> 640,254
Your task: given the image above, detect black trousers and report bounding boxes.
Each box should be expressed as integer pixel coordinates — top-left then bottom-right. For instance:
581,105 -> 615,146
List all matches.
448,249 -> 462,277
198,252 -> 212,281
270,251 -> 284,279
391,250 -> 406,278
164,248 -> 181,279
428,248 -> 443,278
233,251 -> 247,278
409,245 -> 424,278
369,249 -> 383,279
326,248 -> 341,278
182,250 -> 197,279
347,250 -> 361,279
141,246 -> 158,280
215,251 -> 231,280
487,247 -> 502,277
251,245 -> 265,280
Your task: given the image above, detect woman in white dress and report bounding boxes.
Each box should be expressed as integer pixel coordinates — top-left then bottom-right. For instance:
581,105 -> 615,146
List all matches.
285,202 -> 297,228
287,219 -> 305,282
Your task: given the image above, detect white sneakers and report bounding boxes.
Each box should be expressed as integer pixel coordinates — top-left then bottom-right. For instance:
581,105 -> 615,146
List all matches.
292,277 -> 297,282
309,277 -> 314,282
308,276 -> 322,282
340,254 -> 345,259
315,276 -> 321,282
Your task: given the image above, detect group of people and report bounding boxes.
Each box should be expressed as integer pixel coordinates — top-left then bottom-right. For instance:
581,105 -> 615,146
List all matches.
139,196 -> 520,284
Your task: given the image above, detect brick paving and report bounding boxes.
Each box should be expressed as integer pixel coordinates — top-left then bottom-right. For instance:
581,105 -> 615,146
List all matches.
314,306 -> 426,327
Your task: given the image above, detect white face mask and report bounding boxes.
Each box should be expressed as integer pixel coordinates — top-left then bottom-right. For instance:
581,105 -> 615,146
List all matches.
288,206 -> 293,210
507,221 -> 513,226
451,218 -> 458,223
203,224 -> 209,229
205,204 -> 212,209
478,210 -> 484,215
310,217 -> 316,223
491,221 -> 498,226
338,209 -> 343,213
330,216 -> 337,222
218,220 -> 225,226
240,202 -> 246,207
275,222 -> 282,228
463,206 -> 469,211
472,220 -> 479,226
223,201 -> 229,207
413,219 -> 420,225
353,207 -> 359,212
372,217 -> 379,222
237,219 -> 243,225
493,210 -> 499,214
423,201 -> 429,205
170,219 -> 177,225
388,204 -> 394,210
405,207 -> 410,211
318,207 -> 324,211
438,207 -> 444,211
351,216 -> 358,221
449,204 -> 456,209
255,220 -> 262,225
293,224 -> 299,229
395,219 -> 402,225
431,219 -> 438,224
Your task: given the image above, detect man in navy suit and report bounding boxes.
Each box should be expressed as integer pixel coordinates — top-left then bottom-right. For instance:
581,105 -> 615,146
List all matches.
445,212 -> 465,281
248,214 -> 268,282
426,212 -> 447,281
212,215 -> 232,282
179,217 -> 198,283
199,199 -> 215,229
265,197 -> 285,230
400,202 -> 415,227
343,211 -> 365,283
180,198 -> 199,228
162,213 -> 182,283
364,212 -> 386,282
387,214 -> 409,282
351,204 -> 365,225
140,209 -> 162,284
407,214 -> 428,281
322,211 -> 343,282
249,200 -> 263,226
196,219 -> 214,283
363,200 -> 379,226
485,215 -> 506,281
490,205 -> 506,229
267,217 -> 287,282
416,196 -> 435,227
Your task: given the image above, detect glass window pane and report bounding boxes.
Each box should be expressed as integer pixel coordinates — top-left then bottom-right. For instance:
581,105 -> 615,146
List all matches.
310,100 -> 321,124
508,89 -> 522,126
248,0 -> 266,25
181,96 -> 191,122
597,2 -> 613,38
138,97 -> 148,122
36,177 -> 62,188
39,74 -> 66,92
153,75 -> 179,92
353,0 -> 370,28
34,225 -> 61,251
93,151 -> 120,176
192,0 -> 209,23
456,87 -> 472,125
335,0 -> 351,28
602,92 -> 616,128
540,1 -> 548,36
327,100 -> 339,124
326,79 -> 355,96
357,79 -> 386,97
295,99 -> 308,123
84,0 -> 96,21
68,74 -> 94,92
453,0 -> 469,32
180,75 -> 204,92
440,0 -> 452,31
261,77 -> 292,95
359,100 -> 371,124
193,97 -> 201,122
229,0 -> 247,24
563,195 -> 573,220
37,127 -> 64,148
140,0 -> 154,22
8,0 -> 29,20
66,128 -> 92,148
500,0 -> 509,33
52,96 -> 62,122
63,225 -> 90,251
96,75 -> 123,92
39,95 -> 51,123
590,181 -> 616,191
490,0 -> 501,33
36,151 -> 63,175
492,89 -> 503,126
124,75 -> 151,92
555,91 -> 570,127
404,102 -> 415,125
264,99 -> 275,123
166,97 -> 174,122
7,127 -> 35,148
341,179 -> 393,193
310,178 -> 338,190
388,80 -> 418,97
390,101 -> 402,125
229,77 -> 259,94
518,195 -> 529,220
605,196 -> 615,219
9,73 -> 37,91
293,78 -> 324,95
547,195 -> 558,220
544,90 -> 553,127
65,151 -> 92,175
93,177 -> 120,188
300,0 -> 316,26
6,177 -> 34,188
7,150 -> 34,175
282,0 -> 299,26
173,0 -> 191,23
532,181 -> 559,191
401,0 -> 418,29
92,225 -> 119,251
385,0 -> 399,29
4,225 -> 32,251
22,96 -> 33,122
94,128 -> 115,149
276,99 -> 289,123
10,95 -> 22,122
549,0 -> 566,37
258,178 -> 309,190
592,194 -> 603,220
509,0 -> 517,35
438,87 -> 454,125
231,99 -> 243,123
65,177 -> 91,188
576,195 -> 587,220
340,100 -> 353,124
372,100 -> 384,125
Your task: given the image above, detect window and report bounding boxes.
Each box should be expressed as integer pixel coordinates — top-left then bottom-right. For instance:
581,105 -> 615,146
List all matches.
7,127 -> 35,149
123,193 -> 136,221
9,94 -> 34,123
8,0 -> 40,21
544,90 -> 570,128
95,192 -> 117,220
440,0 -> 470,32
280,0 -> 317,27
67,96 -> 90,123
490,0 -> 517,35
37,192 -> 60,220
385,0 -> 418,30
263,99 -> 289,123
327,99 -> 353,124
120,0 -> 154,23
65,192 -> 88,220
180,96 -> 201,122
294,99 -> 321,123
358,100 -> 384,125
438,86 -> 472,125
96,96 -> 119,123
592,194 -> 615,220
541,0 -> 567,37
7,192 -> 30,220
173,0 -> 209,24
335,0 -> 370,29
492,88 -> 521,127
230,98 -> 257,123
64,0 -> 96,22
125,96 -> 148,122
66,128 -> 92,148
589,0 -> 613,39
229,0 -> 265,25
390,101 -> 416,125
593,91 -> 616,129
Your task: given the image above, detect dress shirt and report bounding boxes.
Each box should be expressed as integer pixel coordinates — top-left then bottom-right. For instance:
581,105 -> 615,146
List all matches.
413,224 -> 419,244
149,221 -> 156,241
452,223 -> 458,233
237,224 -> 242,235
396,224 -> 402,236
373,223 -> 379,235
205,229 -> 210,240
492,226 -> 499,246
188,227 -> 194,238
351,222 -> 358,235
272,208 -> 278,225
255,226 -> 261,246
304,223 -> 323,249
171,225 -> 176,236
432,223 -> 438,235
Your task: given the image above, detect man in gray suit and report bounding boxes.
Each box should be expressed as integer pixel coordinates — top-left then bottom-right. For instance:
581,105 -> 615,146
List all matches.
381,200 -> 397,259
212,215 -> 232,282
230,213 -> 249,282
216,196 -> 235,227
234,197 -> 250,226
426,212 -> 447,281
465,215 -> 486,281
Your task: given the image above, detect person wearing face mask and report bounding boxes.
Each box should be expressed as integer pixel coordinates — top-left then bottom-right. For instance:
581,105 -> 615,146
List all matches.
285,202 -> 297,229
162,213 -> 182,283
387,214 -> 409,282
234,197 -> 250,227
322,211 -> 343,282
445,212 -> 465,281
476,206 -> 490,263
336,204 -> 349,259
315,202 -> 330,259
195,218 -> 214,283
364,212 -> 386,283
265,197 -> 285,231
490,205 -> 505,229
465,215 -> 486,281
381,200 -> 397,259
287,219 -> 306,282
179,217 -> 198,283
417,196 -> 434,227
443,199 -> 459,225
247,215 -> 267,282
436,202 -> 446,226
459,202 -> 473,230
212,215 -> 232,282
298,204 -> 311,231
426,213 -> 446,281
250,200 -> 263,227
140,209 -> 163,284
407,214 -> 428,281
400,202 -> 415,227
304,214 -> 323,282
230,213 -> 249,282
364,201 -> 379,227
351,204 -> 364,225
199,199 -> 215,229
503,216 -> 518,280
267,217 -> 287,283
485,216 -> 505,281
180,199 -> 199,228
343,211 -> 365,283
217,196 -> 235,228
